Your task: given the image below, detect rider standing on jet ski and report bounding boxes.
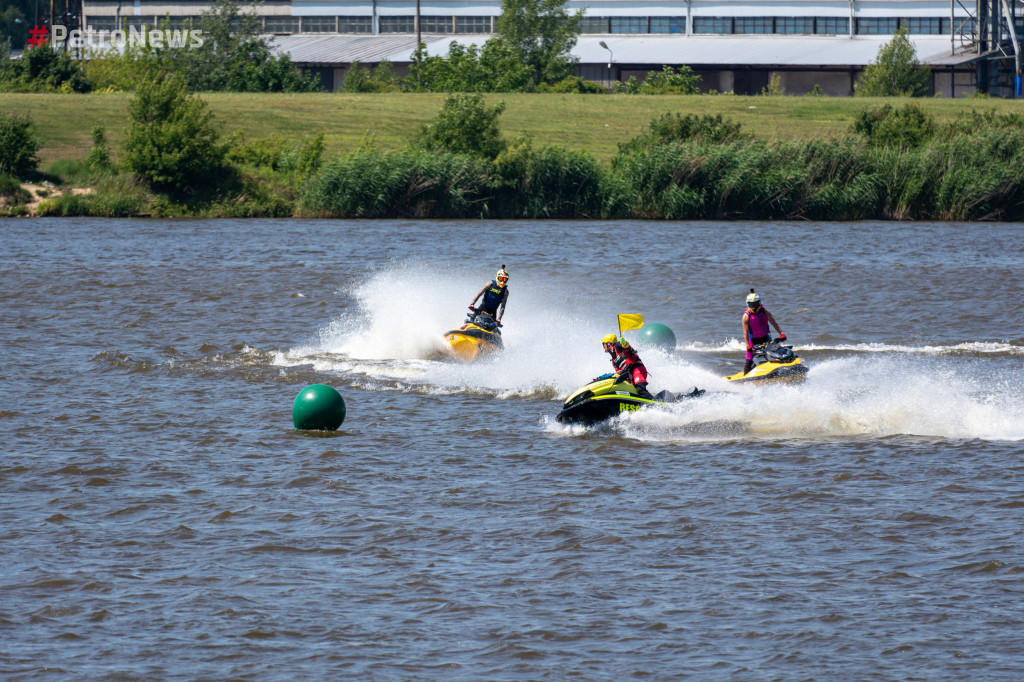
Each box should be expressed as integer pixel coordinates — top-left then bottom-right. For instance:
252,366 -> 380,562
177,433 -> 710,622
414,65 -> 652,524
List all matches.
469,266 -> 509,324
601,334 -> 654,399
742,289 -> 785,375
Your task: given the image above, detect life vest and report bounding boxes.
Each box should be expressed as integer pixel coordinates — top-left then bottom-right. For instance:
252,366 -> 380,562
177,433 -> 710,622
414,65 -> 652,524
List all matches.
611,345 -> 645,373
480,280 -> 507,313
745,307 -> 770,341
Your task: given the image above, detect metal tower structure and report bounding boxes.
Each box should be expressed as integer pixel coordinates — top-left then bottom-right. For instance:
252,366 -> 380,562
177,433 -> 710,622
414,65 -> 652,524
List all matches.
967,0 -> 1024,96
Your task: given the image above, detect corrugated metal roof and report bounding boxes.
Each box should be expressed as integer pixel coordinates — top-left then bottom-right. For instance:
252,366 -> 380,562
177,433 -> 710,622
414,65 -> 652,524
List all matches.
270,33 -> 973,68
268,34 -> 489,65
574,35 -> 961,66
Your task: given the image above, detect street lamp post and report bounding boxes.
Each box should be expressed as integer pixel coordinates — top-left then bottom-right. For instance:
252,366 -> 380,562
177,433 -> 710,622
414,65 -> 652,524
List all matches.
599,40 -> 614,83
599,40 -> 613,68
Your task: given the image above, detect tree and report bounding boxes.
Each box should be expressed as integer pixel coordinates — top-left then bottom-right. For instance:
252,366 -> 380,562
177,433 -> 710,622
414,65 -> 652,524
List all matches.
122,74 -> 228,191
406,40 -> 533,92
0,0 -> 31,50
185,0 -> 319,92
495,0 -> 582,85
855,25 -> 931,97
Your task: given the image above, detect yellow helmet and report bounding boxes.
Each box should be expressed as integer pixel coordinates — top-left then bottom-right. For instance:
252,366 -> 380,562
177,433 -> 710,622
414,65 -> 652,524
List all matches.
601,333 -> 617,344
496,266 -> 509,287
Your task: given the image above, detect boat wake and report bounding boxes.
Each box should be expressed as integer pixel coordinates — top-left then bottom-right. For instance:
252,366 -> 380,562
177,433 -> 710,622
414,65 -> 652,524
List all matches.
276,264 -> 1024,441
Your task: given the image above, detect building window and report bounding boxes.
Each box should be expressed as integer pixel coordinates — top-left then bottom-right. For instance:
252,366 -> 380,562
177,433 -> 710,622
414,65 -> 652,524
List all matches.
579,16 -> 609,33
733,17 -> 773,34
164,16 -> 198,29
302,16 -> 336,33
610,17 -> 647,34
338,16 -> 372,33
419,16 -> 453,33
86,17 -> 117,31
379,16 -> 414,33
693,17 -> 732,34
856,17 -> 900,35
905,17 -> 942,34
265,16 -> 300,32
951,17 -> 977,35
776,17 -> 814,34
814,16 -> 849,35
455,16 -> 492,33
649,17 -> 685,34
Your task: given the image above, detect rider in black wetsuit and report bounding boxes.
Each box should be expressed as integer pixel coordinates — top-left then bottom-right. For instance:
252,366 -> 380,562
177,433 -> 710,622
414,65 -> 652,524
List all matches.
469,266 -> 509,323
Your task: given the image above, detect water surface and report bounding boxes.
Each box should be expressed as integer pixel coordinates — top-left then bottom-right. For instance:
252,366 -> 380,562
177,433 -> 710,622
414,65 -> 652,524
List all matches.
1,218 -> 1023,680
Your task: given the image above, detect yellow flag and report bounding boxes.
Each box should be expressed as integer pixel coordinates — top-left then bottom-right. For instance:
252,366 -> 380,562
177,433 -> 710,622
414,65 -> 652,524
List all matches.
617,313 -> 644,334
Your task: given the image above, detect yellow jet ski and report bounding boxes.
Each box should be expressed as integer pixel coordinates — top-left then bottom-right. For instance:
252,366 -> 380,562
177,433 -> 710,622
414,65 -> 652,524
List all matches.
443,311 -> 503,362
724,339 -> 808,384
557,374 -> 705,426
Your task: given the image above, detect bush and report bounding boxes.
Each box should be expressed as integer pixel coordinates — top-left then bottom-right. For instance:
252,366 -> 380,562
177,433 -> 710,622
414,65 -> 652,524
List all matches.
0,171 -> 30,201
0,113 -> 41,176
0,45 -> 92,92
639,66 -> 701,95
86,126 -> 112,169
534,75 -> 606,93
121,74 -> 229,191
491,142 -> 604,217
852,103 -> 935,148
342,60 -> 400,93
417,93 -> 507,159
300,147 -> 489,218
618,113 -> 744,154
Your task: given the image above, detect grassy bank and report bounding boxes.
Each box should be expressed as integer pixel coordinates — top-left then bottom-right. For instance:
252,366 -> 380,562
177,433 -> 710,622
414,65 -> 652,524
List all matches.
4,92 -> 1023,165
3,93 -> 1024,220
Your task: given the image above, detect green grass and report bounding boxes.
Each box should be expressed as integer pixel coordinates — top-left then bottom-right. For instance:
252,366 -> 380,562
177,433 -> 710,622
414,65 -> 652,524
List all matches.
4,92 -> 1023,165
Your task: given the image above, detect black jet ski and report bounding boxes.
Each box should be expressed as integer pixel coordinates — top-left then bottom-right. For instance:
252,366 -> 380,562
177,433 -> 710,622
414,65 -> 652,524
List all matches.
724,339 -> 808,384
556,373 -> 705,426
443,311 -> 503,362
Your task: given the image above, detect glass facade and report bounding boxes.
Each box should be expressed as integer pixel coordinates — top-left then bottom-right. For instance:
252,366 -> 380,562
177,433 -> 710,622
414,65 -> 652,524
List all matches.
83,11 -> 967,37
776,17 -> 815,34
302,16 -> 337,33
610,17 -> 647,34
734,17 -> 773,34
379,16 -> 414,33
579,16 -> 609,33
419,16 -> 453,32
693,17 -> 733,34
856,17 -> 901,35
338,16 -> 372,33
455,16 -> 492,33
649,17 -> 685,34
814,16 -> 849,35
265,16 -> 300,32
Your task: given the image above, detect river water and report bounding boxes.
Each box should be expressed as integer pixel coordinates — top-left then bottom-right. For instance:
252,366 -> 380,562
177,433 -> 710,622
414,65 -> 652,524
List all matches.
2,218 -> 1023,680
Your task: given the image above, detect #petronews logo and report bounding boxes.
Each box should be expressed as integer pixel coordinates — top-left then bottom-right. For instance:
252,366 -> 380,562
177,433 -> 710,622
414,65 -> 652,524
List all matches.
29,24 -> 205,49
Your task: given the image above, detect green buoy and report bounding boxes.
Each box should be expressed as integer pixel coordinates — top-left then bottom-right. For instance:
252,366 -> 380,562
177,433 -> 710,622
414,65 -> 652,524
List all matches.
636,323 -> 677,351
292,384 -> 346,430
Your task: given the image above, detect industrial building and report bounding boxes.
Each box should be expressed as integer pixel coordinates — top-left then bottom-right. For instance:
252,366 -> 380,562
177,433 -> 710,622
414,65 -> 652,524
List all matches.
80,1 -> 1024,96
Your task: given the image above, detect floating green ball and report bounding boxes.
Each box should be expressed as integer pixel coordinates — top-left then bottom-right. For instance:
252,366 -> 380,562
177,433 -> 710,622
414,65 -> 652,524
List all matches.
292,384 -> 346,430
636,323 -> 677,351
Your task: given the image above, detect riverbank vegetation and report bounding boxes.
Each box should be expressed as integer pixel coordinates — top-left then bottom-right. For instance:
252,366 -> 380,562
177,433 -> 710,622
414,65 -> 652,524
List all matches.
3,90 -> 1023,221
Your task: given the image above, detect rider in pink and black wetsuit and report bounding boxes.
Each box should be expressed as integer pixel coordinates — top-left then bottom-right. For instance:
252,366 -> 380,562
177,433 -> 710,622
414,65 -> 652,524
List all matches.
742,290 -> 785,375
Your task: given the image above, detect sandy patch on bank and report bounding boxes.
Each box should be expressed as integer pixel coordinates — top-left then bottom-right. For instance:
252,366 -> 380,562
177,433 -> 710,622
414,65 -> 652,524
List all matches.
12,183 -> 96,215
